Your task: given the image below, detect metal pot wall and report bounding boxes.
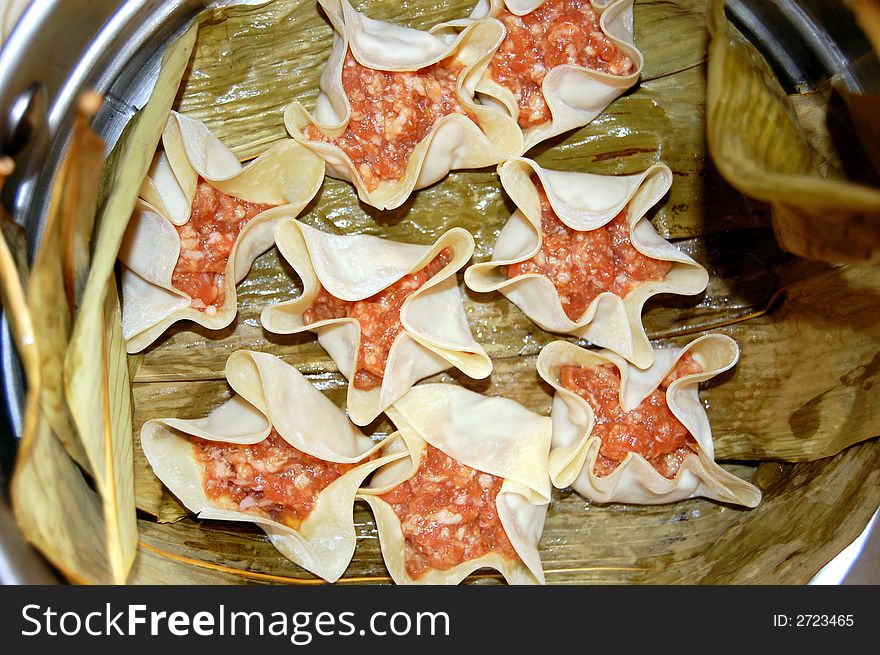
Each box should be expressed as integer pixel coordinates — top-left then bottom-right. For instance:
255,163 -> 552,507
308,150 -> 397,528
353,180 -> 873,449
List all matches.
0,0 -> 226,583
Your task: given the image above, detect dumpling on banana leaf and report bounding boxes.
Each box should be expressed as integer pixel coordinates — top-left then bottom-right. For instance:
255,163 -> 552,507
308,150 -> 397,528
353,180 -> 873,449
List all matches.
284,0 -> 522,210
359,383 -> 552,585
261,220 -> 491,426
466,0 -> 642,152
536,334 -> 762,507
140,350 -> 402,583
465,157 -> 708,368
118,111 -> 324,353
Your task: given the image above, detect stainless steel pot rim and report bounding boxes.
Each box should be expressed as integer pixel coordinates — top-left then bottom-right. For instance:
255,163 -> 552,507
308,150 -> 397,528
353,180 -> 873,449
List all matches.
0,0 -> 266,461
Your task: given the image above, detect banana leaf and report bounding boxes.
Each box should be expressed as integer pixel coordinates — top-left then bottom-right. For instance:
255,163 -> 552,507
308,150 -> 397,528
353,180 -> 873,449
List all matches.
131,252 -> 880,522
126,445 -> 878,584
49,0 -> 880,583
4,27 -> 197,584
20,93 -> 106,472
706,0 -> 880,263
849,0 -> 880,56
0,159 -> 116,583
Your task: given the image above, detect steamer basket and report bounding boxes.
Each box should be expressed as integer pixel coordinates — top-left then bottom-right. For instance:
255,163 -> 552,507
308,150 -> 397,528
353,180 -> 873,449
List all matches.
0,0 -> 877,584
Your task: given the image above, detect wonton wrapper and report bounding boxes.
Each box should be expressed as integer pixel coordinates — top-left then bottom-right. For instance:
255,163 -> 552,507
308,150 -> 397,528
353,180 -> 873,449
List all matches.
465,158 -> 708,368
467,0 -> 643,152
537,335 -> 761,507
261,221 -> 492,426
359,383 -> 552,585
141,350 -> 403,582
119,111 -> 324,353
283,0 -> 522,210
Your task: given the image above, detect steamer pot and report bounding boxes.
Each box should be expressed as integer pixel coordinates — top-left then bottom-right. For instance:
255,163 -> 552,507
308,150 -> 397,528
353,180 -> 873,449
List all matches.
0,0 -> 249,583
0,0 -> 876,584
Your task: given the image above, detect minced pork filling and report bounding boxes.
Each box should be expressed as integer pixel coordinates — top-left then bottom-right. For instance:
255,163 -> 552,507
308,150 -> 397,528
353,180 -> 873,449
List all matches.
506,180 -> 671,321
172,179 -> 271,314
193,430 -> 360,530
306,51 -> 476,191
380,444 -> 517,580
560,353 -> 704,478
303,248 -> 452,391
489,0 -> 635,128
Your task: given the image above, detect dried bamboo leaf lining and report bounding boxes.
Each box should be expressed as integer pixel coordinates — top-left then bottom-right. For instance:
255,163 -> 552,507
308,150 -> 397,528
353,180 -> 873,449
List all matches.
126,443 -> 879,585
0,159 -> 116,583
12,420 -> 115,584
23,95 -> 104,471
635,0 -> 708,80
116,0 -> 880,583
31,23 -> 199,583
131,256 -> 880,524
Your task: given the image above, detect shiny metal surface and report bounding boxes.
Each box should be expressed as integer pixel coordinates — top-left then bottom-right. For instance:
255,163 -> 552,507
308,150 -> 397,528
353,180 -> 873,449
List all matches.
810,510 -> 879,585
0,0 -> 208,252
727,0 -> 880,93
2,80 -> 44,155
0,0 -> 207,514
0,0 -> 212,585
